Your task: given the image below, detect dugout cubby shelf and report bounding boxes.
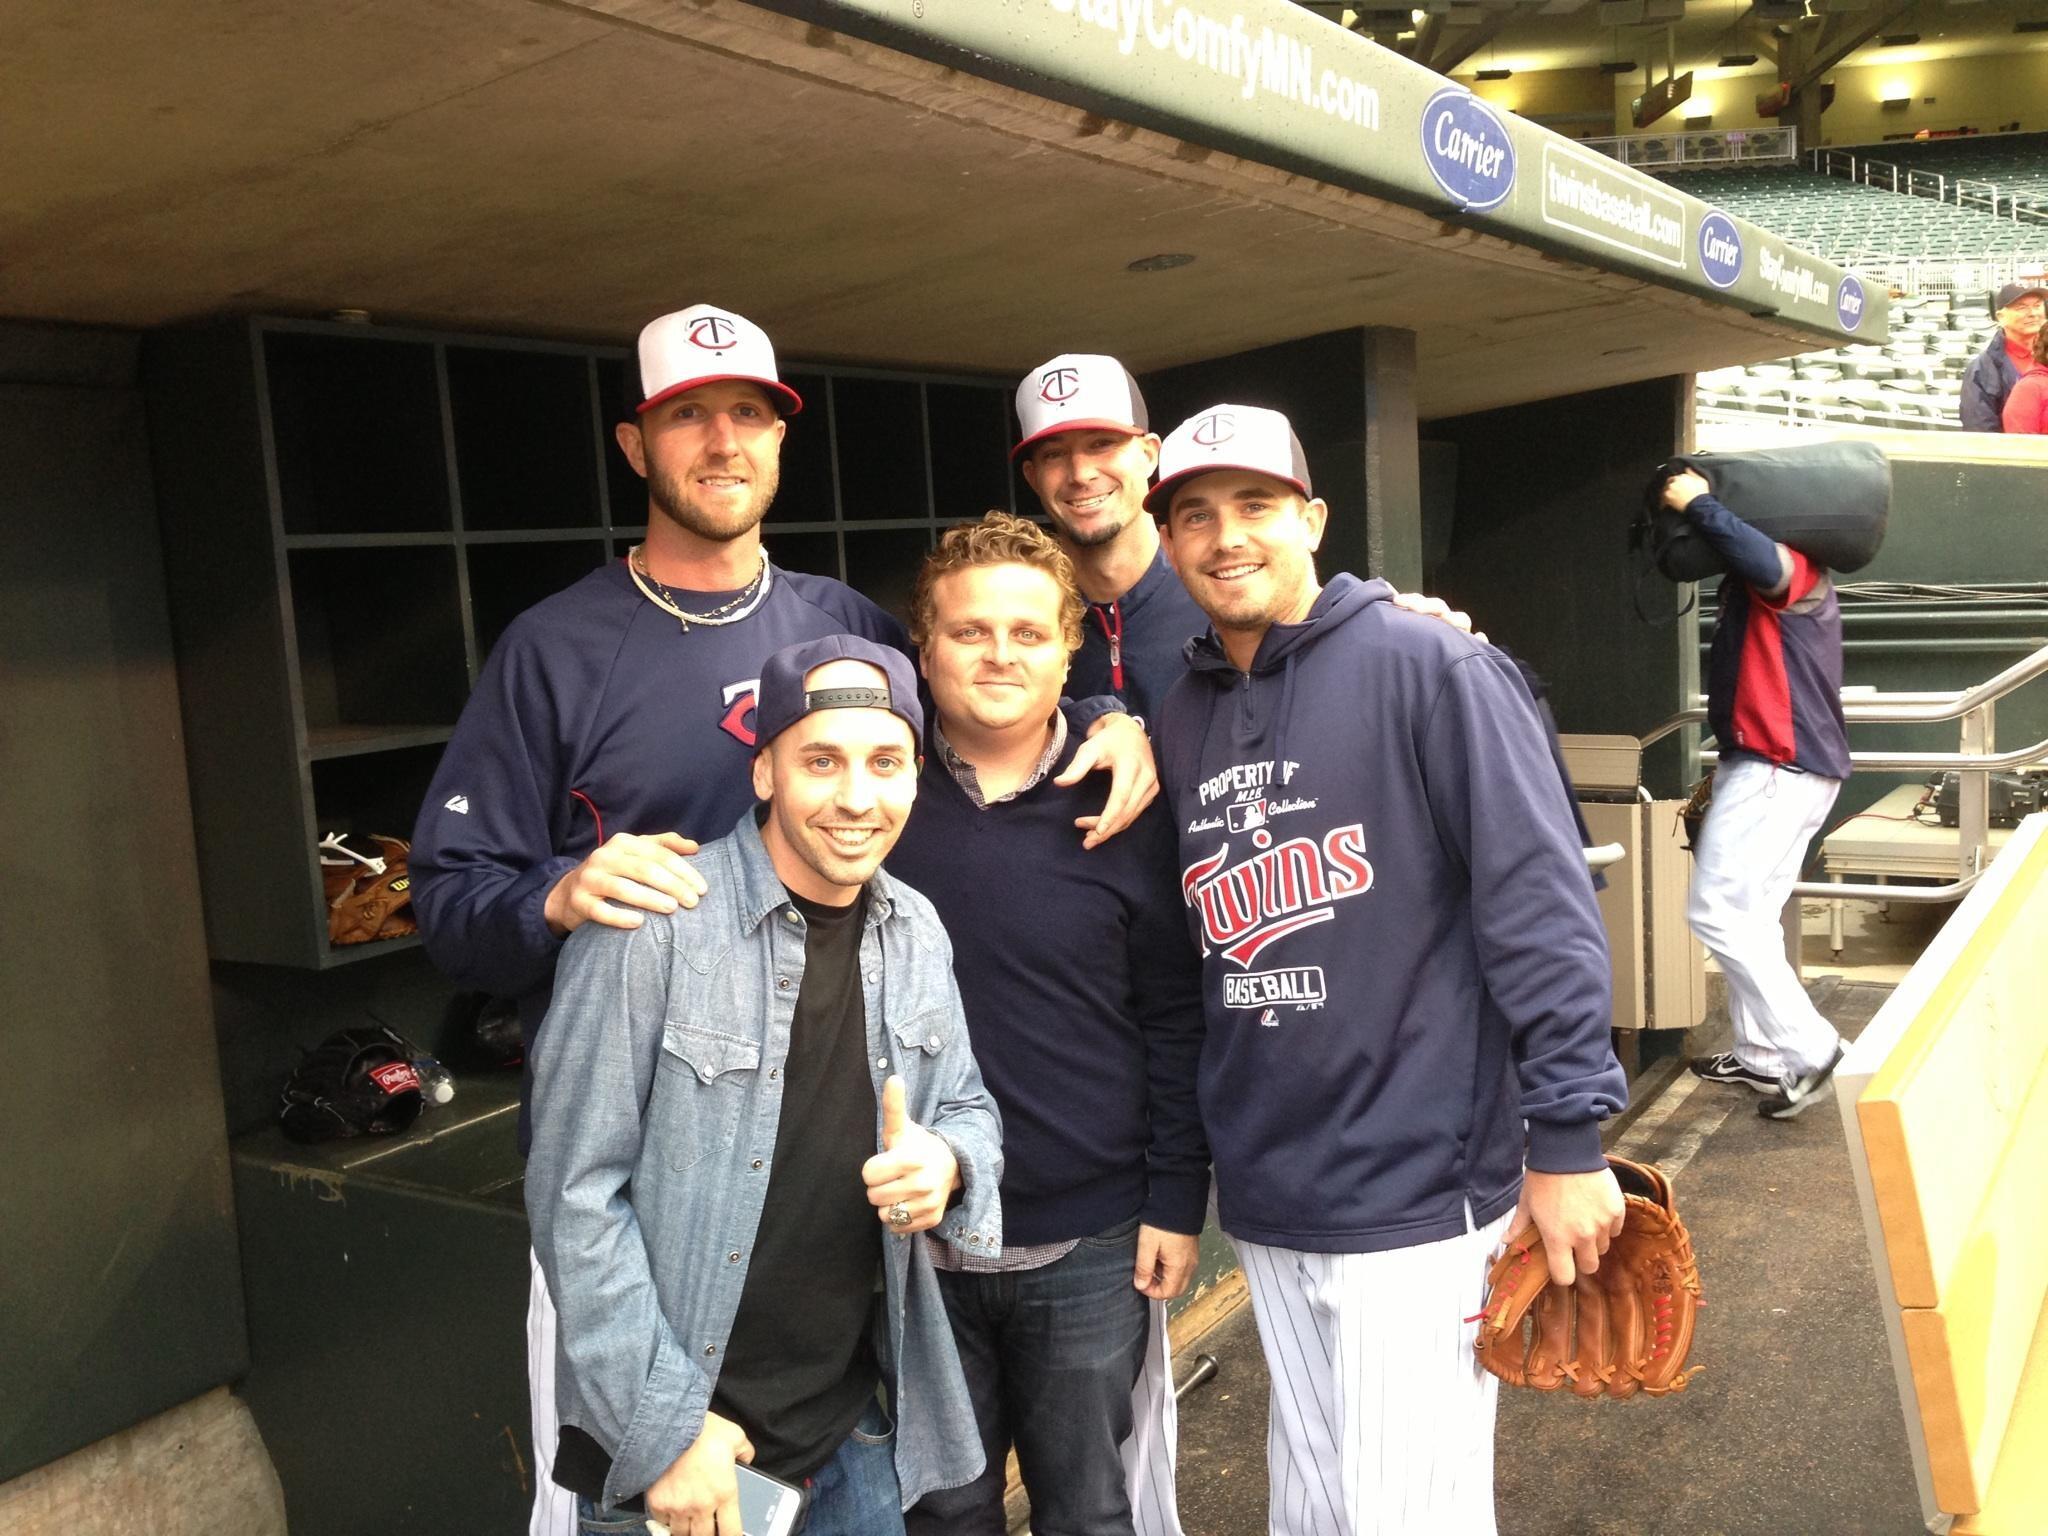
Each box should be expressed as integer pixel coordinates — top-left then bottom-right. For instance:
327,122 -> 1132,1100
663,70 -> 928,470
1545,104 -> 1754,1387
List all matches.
147,315 -> 1015,968
146,316 -> 638,969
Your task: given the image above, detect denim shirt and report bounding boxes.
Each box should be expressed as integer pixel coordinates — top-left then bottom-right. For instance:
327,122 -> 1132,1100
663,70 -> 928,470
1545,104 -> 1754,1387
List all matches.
526,810 -> 1004,1512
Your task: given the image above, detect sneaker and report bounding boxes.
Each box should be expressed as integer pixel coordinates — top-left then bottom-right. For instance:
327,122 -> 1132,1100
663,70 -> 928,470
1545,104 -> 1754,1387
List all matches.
1759,1042 -> 1848,1121
1690,1051 -> 1776,1093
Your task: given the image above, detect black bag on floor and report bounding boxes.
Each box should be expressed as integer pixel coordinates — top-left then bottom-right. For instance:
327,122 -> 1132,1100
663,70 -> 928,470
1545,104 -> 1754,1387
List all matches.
1638,440 -> 1891,582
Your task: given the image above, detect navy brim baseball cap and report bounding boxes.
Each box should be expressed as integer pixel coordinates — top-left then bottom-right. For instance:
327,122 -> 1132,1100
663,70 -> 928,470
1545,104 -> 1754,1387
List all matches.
753,635 -> 923,749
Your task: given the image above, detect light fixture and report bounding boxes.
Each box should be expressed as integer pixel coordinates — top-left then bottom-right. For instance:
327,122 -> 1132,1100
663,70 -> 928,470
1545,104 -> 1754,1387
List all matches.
1683,99 -> 1716,119
1879,31 -> 1921,45
1476,67 -> 1513,80
1880,81 -> 1912,101
1599,59 -> 1639,74
1718,52 -> 1759,66
1125,253 -> 1197,273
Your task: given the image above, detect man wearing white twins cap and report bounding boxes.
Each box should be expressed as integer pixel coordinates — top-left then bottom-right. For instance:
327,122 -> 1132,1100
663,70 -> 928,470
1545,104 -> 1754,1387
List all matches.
411,304 -> 1158,1536
1014,354 -> 1213,731
1149,405 -> 1630,1536
1014,354 -> 1477,731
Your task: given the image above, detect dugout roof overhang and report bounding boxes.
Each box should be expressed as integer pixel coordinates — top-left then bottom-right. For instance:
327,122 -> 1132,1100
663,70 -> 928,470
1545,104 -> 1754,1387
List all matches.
0,0 -> 1885,421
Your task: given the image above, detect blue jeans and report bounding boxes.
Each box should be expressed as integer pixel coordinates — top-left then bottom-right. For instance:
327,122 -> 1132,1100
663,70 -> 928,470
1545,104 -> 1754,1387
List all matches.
577,1394 -> 904,1535
904,1218 -> 1149,1536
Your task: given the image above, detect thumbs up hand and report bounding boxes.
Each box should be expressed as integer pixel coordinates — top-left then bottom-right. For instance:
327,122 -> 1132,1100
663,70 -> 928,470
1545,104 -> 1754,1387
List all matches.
862,1075 -> 960,1235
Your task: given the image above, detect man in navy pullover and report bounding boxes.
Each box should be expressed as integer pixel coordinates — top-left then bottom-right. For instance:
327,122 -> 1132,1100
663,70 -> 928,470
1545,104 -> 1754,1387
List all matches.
408,304 -> 1157,1536
1663,467 -> 1849,1119
1149,404 -> 1627,1536
888,512 -> 1207,1536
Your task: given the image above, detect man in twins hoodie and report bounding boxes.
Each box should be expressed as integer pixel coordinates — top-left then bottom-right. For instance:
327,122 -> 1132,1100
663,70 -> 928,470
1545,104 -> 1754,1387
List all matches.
1148,405 -> 1631,1535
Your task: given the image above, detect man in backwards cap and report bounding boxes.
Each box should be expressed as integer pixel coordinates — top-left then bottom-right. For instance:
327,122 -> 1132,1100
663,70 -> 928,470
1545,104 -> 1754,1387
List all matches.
1149,405 -> 1628,1535
411,304 -> 1151,1534
527,634 -> 1002,1536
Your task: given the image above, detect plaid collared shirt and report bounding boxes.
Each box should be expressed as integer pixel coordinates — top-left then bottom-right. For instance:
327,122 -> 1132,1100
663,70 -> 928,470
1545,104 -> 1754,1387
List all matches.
932,711 -> 1068,809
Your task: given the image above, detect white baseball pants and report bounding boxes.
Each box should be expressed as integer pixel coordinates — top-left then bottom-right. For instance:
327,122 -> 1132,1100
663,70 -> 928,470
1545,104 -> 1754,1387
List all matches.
1234,1210 -> 1512,1536
528,1250 -> 576,1536
1687,756 -> 1844,1081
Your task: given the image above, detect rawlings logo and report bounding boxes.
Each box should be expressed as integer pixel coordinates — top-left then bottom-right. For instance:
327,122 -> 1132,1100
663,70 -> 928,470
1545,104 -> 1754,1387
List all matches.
718,676 -> 761,746
1181,825 -> 1373,967
1191,410 -> 1236,447
1038,366 -> 1080,403
368,1060 -> 421,1096
688,314 -> 737,351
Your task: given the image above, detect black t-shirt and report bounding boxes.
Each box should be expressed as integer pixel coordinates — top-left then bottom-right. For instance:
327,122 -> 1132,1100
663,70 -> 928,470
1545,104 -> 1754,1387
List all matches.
553,886 -> 884,1502
709,886 -> 884,1481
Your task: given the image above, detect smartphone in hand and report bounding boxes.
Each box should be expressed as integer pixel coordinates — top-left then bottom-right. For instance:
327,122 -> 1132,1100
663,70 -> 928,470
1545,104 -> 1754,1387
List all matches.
644,1463 -> 807,1536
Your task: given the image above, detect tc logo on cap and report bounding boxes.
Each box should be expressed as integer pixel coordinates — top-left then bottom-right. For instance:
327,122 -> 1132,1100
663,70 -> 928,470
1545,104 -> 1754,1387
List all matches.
1192,411 -> 1237,447
1038,367 -> 1081,404
687,314 -> 738,352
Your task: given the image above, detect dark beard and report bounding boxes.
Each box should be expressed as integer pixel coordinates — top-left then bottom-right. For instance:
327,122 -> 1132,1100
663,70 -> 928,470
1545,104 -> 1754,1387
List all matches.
646,460 -> 781,543
1049,505 -> 1130,550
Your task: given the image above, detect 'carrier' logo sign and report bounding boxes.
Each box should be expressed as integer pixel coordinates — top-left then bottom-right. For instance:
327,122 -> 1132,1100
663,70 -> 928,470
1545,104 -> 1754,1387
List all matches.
1698,210 -> 1744,289
1836,275 -> 1866,332
1420,89 -> 1516,212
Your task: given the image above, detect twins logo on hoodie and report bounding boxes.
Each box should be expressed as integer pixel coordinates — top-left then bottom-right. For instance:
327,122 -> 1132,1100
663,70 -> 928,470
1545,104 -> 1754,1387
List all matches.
1180,818 -> 1374,1015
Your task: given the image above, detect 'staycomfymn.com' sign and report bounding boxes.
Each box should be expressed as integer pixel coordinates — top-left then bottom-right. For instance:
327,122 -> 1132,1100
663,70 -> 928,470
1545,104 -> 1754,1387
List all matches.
745,0 -> 1882,342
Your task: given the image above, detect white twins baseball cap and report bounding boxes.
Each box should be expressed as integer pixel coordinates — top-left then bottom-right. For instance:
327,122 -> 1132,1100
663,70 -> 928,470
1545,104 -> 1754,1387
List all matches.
1144,405 -> 1313,516
1011,353 -> 1150,462
635,304 -> 804,417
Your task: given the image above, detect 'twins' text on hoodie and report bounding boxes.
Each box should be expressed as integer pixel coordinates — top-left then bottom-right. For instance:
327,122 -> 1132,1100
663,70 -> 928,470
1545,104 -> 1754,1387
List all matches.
1156,574 -> 1628,1255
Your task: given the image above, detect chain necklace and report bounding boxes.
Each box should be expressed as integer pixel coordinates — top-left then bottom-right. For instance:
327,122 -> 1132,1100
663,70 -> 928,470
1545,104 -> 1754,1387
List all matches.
628,545 -> 773,631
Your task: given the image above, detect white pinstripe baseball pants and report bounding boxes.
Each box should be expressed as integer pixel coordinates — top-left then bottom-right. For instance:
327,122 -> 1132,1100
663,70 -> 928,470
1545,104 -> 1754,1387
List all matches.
1686,757 -> 1844,1081
527,1250 -> 1188,1536
1233,1209 -> 1512,1536
528,1250 -> 575,1536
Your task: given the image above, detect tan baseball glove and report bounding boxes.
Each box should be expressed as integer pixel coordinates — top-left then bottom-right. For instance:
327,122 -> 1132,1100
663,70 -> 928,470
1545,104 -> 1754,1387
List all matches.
1474,1155 -> 1703,1399
321,832 -> 418,946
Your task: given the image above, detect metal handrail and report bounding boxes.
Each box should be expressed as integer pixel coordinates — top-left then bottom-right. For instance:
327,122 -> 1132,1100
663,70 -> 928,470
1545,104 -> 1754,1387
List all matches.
1635,640 -> 2048,910
1637,640 -> 2048,741
1703,740 -> 2048,772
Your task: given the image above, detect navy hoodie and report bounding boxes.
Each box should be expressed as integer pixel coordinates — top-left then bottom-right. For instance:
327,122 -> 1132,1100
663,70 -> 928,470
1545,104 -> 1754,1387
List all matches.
1157,574 -> 1627,1254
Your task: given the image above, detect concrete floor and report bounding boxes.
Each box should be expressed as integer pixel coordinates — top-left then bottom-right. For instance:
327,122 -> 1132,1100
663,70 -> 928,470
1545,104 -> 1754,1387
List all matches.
1170,977 -> 1927,1536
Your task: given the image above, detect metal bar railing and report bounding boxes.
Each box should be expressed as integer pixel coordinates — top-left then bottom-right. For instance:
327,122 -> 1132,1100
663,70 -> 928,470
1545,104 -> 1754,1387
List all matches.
1637,640 -> 2048,908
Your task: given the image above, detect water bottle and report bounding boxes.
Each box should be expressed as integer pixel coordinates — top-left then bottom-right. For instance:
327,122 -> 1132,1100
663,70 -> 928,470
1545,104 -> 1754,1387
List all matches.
412,1054 -> 456,1108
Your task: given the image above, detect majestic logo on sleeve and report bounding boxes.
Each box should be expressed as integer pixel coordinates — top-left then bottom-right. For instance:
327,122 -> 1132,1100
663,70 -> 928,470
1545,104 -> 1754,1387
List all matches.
718,677 -> 762,746
1181,825 -> 1374,970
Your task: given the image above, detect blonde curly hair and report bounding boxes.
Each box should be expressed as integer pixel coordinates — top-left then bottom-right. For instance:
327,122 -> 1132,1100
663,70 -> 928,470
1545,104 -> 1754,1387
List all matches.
909,511 -> 1086,655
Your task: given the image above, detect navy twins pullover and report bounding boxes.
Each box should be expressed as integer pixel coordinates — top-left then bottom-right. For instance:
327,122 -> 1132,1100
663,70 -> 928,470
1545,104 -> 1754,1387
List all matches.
886,728 -> 1210,1245
1067,546 -> 1212,732
1156,574 -> 1626,1254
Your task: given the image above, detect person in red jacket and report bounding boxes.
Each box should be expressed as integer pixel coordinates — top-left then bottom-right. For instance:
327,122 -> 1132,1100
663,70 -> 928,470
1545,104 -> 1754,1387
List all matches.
2002,328 -> 2048,435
